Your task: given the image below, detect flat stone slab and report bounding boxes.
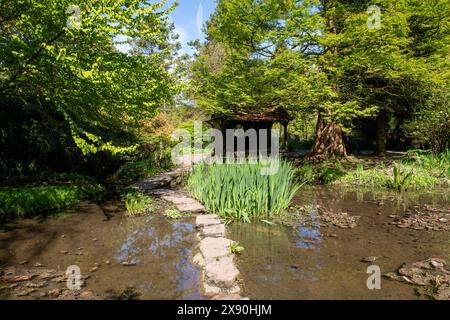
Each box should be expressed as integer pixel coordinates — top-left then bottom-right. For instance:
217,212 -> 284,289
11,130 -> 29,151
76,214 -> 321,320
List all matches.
200,224 -> 226,238
150,189 -> 206,213
196,215 -> 221,227
130,166 -> 193,192
205,255 -> 240,288
176,202 -> 205,214
199,237 -> 233,259
131,174 -> 173,192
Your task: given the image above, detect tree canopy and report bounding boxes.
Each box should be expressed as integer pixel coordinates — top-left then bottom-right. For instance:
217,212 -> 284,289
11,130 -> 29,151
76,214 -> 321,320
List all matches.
191,0 -> 449,157
0,0 -> 179,155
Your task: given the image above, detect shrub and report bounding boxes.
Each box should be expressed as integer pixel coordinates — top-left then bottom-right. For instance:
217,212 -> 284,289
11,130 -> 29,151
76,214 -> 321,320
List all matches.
187,159 -> 301,223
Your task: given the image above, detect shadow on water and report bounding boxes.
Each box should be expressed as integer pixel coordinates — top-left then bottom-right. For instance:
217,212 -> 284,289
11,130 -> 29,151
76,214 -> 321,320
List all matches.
228,186 -> 450,300
0,201 -> 203,300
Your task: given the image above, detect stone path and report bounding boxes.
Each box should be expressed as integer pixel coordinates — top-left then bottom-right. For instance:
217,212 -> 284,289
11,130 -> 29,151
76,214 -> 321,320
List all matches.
193,215 -> 247,300
151,189 -> 206,214
131,157 -> 247,300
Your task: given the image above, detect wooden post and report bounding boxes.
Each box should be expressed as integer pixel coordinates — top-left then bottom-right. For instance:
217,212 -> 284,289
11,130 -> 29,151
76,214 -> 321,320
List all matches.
283,122 -> 288,151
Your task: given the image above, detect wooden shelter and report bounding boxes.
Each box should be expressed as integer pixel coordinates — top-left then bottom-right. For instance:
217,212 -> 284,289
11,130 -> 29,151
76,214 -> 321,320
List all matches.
207,107 -> 293,155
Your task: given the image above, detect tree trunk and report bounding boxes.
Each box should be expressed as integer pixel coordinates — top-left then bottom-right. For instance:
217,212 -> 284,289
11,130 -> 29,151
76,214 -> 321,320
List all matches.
376,109 -> 387,156
310,112 -> 347,158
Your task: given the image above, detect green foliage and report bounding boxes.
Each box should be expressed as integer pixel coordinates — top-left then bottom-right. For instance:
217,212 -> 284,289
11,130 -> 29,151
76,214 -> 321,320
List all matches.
386,165 -> 414,191
123,191 -> 154,217
187,160 -> 301,222
192,0 -> 449,157
116,159 -> 172,184
164,209 -> 189,220
295,164 -> 345,185
1,0 -> 179,156
230,242 -> 245,255
332,162 -> 446,191
295,150 -> 449,190
403,92 -> 450,153
0,183 -> 104,219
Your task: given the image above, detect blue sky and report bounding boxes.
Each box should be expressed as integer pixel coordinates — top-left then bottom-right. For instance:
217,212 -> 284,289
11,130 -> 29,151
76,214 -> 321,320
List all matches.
115,0 -> 217,55
171,0 -> 217,55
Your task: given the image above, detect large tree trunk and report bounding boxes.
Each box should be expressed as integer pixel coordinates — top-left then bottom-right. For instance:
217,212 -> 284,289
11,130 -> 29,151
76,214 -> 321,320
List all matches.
310,112 -> 347,158
375,109 -> 387,156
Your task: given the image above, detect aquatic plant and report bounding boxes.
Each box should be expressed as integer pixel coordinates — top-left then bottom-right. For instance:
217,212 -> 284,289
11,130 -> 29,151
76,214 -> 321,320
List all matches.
187,159 -> 301,222
123,191 -> 154,216
386,165 -> 414,191
164,209 -> 189,219
230,242 -> 245,254
0,184 -> 104,219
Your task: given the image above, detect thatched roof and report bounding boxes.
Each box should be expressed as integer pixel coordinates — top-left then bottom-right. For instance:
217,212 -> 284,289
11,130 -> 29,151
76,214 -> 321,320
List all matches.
209,106 -> 292,123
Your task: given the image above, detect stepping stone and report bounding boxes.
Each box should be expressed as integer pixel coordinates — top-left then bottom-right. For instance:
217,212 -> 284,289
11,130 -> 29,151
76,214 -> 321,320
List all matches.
200,224 -> 226,238
162,194 -> 195,205
196,215 -> 221,227
176,202 -> 205,214
205,255 -> 239,288
199,237 -> 233,259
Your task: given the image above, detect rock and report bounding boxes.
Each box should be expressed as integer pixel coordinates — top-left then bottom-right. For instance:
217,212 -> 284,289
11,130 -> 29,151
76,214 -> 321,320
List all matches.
24,281 -> 46,288
12,275 -> 33,282
201,224 -> 226,238
17,288 -> 36,297
205,256 -> 240,288
0,283 -> 19,290
48,288 -> 62,297
19,260 -> 28,265
203,283 -> 222,296
90,267 -> 99,273
193,253 -> 205,267
196,214 -> 221,227
121,261 -> 137,266
176,202 -> 205,214
60,250 -> 69,255
323,233 -> 337,238
79,291 -> 95,300
34,262 -> 44,267
430,259 -> 446,269
199,237 -> 233,260
434,286 -> 450,300
361,256 -> 380,263
105,260 -> 111,265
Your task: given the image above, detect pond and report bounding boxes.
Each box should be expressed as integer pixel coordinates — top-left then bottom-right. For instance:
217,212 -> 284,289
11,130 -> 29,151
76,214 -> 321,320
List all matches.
228,187 -> 450,300
0,201 -> 203,300
1,187 -> 448,300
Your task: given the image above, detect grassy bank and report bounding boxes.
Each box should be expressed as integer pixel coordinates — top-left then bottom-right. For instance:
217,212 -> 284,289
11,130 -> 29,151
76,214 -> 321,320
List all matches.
294,150 -> 450,191
0,179 -> 104,221
187,160 -> 301,223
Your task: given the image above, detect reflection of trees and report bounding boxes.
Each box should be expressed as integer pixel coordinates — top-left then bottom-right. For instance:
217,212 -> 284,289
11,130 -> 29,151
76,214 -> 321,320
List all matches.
113,216 -> 198,298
